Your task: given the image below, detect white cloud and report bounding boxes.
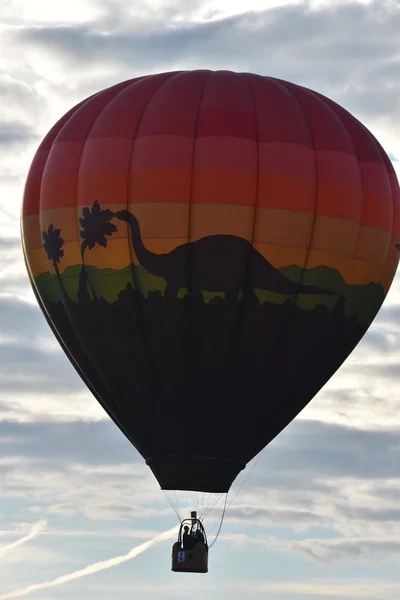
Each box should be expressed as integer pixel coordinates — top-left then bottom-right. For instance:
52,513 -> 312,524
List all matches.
290,535 -> 400,565
1,0 -> 102,25
0,526 -> 178,600
1,544 -> 63,566
2,1 -> 400,597
0,521 -> 47,560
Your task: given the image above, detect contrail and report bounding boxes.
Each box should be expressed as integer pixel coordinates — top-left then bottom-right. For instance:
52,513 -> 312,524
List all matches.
0,521 -> 47,559
0,526 -> 178,600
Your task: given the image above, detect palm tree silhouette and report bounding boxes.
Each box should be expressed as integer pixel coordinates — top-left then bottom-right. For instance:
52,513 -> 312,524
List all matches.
42,224 -> 67,300
78,200 -> 117,302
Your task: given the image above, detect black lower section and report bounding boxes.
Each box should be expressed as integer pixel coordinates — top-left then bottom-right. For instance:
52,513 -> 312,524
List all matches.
146,455 -> 246,493
34,253 -> 382,495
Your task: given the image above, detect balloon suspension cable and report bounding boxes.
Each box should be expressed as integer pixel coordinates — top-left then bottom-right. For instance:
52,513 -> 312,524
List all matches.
207,449 -> 265,548
207,493 -> 228,549
165,449 -> 264,542
226,448 -> 265,510
163,491 -> 181,523
202,492 -> 224,521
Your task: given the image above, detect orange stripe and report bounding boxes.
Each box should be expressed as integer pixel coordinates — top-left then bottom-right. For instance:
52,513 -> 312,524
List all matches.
379,241 -> 399,292
36,168 -> 394,234
130,168 -> 192,204
312,217 -> 360,255
315,180 -> 361,221
258,173 -> 316,212
24,204 -> 393,262
191,170 -> 257,206
23,203 -> 396,289
40,174 -> 78,210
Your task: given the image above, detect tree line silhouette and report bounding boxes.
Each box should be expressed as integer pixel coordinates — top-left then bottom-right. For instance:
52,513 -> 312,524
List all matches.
42,201 -> 117,303
37,201 -> 374,452
41,200 -> 343,307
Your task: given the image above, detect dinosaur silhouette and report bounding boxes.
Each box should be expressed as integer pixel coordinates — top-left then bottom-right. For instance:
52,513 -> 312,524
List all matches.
116,210 -> 334,300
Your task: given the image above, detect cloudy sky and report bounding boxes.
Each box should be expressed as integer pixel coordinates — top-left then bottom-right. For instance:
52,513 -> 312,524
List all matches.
2,0 -> 400,598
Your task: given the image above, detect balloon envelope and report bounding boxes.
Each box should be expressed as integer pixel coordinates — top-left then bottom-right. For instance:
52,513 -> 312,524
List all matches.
22,70 -> 400,493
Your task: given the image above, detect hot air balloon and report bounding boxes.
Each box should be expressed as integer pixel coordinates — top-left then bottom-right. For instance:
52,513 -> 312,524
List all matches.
21,70 -> 400,573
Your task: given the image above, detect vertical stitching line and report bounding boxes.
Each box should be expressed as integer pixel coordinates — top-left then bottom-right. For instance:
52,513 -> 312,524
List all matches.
75,78 -> 139,303
74,76 -> 170,451
185,70 -> 212,451
41,80 -> 135,445
74,80 -> 140,444
242,78 -> 320,456
218,72 -> 259,438
124,72 -> 184,432
306,99 -> 392,381
360,132 -> 395,284
375,142 -> 397,287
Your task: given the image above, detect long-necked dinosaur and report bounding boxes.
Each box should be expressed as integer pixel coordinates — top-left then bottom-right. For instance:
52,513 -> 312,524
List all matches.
116,210 -> 333,300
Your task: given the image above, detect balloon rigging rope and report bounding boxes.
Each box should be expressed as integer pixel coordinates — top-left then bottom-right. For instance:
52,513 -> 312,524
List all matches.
208,494 -> 228,549
204,493 -> 217,519
201,495 -> 213,520
202,493 -> 224,521
200,492 -> 215,520
165,450 -> 264,540
164,491 -> 181,523
200,494 -> 213,520
227,449 -> 265,509
176,491 -> 181,520
207,449 -> 265,546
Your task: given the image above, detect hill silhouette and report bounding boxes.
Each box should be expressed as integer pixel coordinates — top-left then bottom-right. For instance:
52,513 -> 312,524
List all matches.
35,261 -> 384,329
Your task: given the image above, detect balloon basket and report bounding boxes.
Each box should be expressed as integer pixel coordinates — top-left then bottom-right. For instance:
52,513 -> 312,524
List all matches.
171,541 -> 208,573
171,513 -> 209,573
